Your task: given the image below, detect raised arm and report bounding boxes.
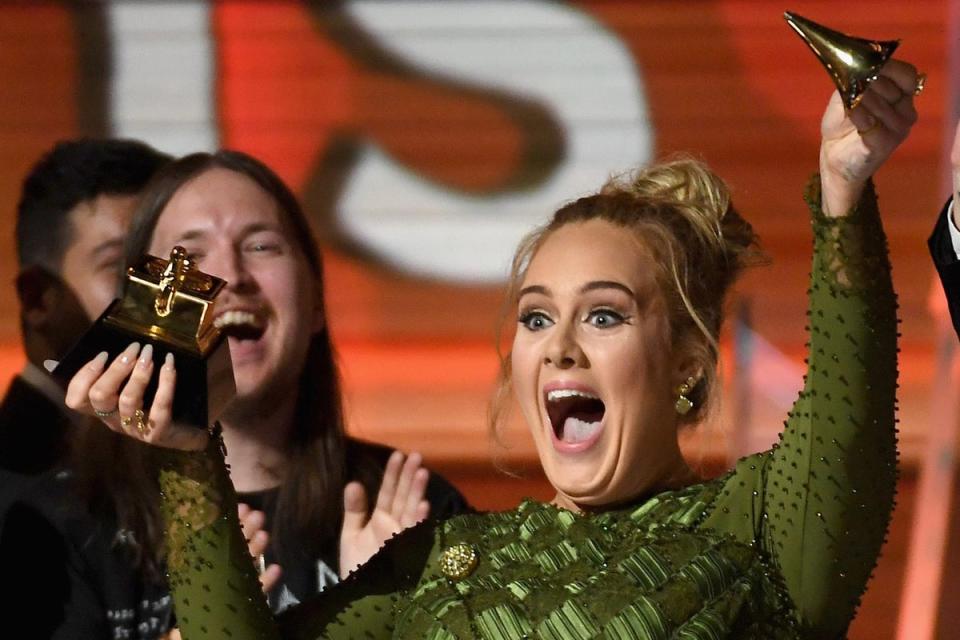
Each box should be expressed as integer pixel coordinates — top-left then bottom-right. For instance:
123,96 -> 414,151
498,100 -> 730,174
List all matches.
703,59 -> 918,637
158,438 -> 281,640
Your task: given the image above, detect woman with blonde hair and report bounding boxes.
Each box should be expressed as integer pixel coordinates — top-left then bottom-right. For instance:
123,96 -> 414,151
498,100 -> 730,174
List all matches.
67,57 -> 918,639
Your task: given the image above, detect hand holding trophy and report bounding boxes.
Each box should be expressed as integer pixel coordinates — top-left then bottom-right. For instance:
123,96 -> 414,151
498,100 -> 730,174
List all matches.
58,246 -> 235,450
786,11 -> 922,216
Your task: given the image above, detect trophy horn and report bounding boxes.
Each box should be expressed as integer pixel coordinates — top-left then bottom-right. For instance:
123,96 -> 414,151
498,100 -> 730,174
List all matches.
784,11 -> 899,109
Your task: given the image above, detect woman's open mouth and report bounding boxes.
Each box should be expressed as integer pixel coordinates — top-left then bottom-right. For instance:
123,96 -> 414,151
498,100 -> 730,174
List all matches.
545,387 -> 606,451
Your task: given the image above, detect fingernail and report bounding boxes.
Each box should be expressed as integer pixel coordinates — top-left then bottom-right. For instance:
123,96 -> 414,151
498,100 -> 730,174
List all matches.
164,353 -> 175,369
90,352 -> 109,369
43,359 -> 59,372
138,344 -> 153,366
119,343 -> 140,364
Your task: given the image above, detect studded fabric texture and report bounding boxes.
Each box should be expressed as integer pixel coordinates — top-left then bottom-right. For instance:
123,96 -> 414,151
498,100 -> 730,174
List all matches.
158,178 -> 897,640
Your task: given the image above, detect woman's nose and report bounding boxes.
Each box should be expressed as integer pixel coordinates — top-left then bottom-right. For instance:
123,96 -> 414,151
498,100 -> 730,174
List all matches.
543,325 -> 585,369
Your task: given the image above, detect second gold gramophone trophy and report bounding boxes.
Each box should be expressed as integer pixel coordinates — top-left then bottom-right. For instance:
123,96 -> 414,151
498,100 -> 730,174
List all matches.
784,11 -> 900,109
52,246 -> 235,429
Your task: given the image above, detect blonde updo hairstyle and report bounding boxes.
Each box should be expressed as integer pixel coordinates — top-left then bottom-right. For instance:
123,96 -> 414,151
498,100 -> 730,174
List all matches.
492,158 -> 763,435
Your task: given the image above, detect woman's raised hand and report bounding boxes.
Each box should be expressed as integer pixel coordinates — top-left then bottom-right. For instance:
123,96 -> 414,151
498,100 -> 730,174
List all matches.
819,58 -> 921,217
64,342 -> 208,451
338,451 -> 431,578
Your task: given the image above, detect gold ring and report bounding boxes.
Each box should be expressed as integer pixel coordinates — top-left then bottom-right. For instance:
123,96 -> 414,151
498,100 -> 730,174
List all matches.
133,409 -> 150,437
120,414 -> 133,431
914,72 -> 926,96
94,407 -> 118,418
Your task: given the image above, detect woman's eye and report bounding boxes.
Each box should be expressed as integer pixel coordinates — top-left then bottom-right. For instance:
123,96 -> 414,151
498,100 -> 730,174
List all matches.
586,309 -> 625,328
518,311 -> 554,331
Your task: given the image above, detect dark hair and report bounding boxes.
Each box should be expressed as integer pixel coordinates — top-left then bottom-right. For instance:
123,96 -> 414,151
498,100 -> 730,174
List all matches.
75,150 -> 369,576
15,138 -> 171,271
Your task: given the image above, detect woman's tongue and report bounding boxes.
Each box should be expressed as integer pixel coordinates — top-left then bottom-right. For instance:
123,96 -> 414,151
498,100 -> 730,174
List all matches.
560,415 -> 603,443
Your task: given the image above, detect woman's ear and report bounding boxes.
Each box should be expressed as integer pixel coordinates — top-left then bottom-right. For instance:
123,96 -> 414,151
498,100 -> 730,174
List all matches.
670,340 -> 705,388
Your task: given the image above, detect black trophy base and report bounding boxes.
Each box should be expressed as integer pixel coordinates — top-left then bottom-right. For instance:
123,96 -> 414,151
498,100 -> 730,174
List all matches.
51,300 -> 235,429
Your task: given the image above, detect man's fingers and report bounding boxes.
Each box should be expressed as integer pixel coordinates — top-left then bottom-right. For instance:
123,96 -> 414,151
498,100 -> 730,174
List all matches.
391,452 -> 422,516
416,500 -> 430,523
401,468 -> 430,527
374,451 -> 404,513
341,481 -> 369,535
259,564 -> 282,594
248,530 -> 269,558
239,508 -> 266,542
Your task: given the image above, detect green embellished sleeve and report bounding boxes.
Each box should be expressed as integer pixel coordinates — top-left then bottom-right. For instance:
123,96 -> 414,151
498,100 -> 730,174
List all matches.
157,437 -> 280,640
701,177 -> 898,637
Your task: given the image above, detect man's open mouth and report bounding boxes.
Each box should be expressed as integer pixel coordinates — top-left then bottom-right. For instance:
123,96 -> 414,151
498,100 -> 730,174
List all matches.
545,388 -> 606,444
214,310 -> 266,341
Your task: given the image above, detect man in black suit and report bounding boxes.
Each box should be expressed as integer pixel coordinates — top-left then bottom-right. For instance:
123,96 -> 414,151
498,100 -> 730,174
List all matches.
929,126 -> 960,342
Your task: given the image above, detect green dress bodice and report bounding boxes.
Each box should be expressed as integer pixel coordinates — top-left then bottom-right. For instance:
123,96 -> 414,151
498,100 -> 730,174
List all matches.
159,178 -> 898,640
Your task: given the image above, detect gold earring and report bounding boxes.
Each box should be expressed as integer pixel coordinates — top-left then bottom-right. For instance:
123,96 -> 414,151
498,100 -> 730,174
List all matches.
675,376 -> 697,415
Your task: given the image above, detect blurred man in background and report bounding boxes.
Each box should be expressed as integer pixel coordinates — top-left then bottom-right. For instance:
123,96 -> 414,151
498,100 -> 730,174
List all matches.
0,139 -> 173,638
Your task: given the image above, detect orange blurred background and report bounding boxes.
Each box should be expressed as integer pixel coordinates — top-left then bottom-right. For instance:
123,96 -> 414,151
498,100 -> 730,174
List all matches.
0,2 -> 954,636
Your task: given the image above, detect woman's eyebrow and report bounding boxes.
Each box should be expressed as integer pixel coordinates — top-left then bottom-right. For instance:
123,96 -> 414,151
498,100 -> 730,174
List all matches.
518,284 -> 551,299
580,280 -> 635,297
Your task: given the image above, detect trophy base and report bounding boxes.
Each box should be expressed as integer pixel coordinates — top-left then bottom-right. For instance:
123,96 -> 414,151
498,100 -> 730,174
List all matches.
52,300 -> 235,429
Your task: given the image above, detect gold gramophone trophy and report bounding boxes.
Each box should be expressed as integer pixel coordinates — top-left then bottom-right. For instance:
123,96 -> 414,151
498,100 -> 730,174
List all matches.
53,246 -> 235,429
784,11 -> 899,109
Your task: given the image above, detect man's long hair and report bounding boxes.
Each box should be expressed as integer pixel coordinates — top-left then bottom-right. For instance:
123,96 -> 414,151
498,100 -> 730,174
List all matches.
72,151 -> 368,578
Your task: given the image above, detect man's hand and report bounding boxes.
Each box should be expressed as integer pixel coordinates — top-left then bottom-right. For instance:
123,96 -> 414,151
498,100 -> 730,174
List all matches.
238,503 -> 282,594
339,451 -> 430,578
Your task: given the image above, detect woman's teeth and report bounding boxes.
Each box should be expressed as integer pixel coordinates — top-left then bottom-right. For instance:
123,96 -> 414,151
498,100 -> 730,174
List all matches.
545,388 -> 605,444
546,389 -> 600,402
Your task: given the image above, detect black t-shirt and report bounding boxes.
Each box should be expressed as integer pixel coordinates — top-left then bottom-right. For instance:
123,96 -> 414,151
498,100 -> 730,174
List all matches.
239,438 -> 471,612
0,470 -> 175,639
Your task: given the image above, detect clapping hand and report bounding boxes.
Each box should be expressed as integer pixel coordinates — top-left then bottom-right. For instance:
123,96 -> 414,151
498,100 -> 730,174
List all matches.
238,503 -> 283,594
338,451 -> 430,578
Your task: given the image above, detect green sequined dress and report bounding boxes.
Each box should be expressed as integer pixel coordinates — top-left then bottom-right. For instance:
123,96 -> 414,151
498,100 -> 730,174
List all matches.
159,179 -> 898,640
